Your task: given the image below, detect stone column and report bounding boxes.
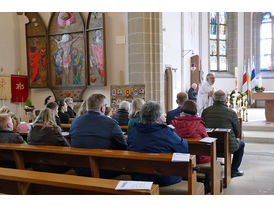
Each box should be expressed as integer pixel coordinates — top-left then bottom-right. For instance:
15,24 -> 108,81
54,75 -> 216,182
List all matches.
128,12 -> 164,106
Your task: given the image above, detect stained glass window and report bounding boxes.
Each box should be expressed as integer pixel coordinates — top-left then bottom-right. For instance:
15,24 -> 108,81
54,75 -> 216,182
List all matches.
209,12 -> 227,71
260,12 -> 273,71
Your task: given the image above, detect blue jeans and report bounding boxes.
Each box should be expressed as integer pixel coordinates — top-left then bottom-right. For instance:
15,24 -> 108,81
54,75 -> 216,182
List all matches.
231,140 -> 245,172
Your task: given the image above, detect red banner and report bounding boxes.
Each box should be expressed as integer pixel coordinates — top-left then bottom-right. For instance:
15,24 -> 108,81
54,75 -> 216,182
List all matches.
11,75 -> 29,103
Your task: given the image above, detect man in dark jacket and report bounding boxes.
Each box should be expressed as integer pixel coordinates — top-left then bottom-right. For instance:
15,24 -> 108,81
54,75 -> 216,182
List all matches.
188,83 -> 197,101
166,92 -> 188,125
202,90 -> 245,177
112,101 -> 130,126
128,101 -> 188,187
0,113 -> 26,168
70,94 -> 128,178
64,97 -> 76,118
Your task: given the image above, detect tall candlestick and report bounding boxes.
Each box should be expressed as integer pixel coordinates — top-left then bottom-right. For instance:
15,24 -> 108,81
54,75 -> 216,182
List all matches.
235,67 -> 238,90
258,77 -> 262,88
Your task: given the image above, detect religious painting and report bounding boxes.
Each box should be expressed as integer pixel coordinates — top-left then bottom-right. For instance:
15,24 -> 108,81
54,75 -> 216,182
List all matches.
110,84 -> 145,112
25,13 -> 47,88
87,12 -> 106,86
48,12 -> 86,101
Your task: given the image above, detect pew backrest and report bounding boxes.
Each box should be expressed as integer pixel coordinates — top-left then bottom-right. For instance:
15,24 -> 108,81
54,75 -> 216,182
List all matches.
0,143 -> 197,194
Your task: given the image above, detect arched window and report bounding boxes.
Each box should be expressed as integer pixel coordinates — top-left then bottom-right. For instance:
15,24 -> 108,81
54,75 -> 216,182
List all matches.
209,12 -> 227,72
260,12 -> 274,71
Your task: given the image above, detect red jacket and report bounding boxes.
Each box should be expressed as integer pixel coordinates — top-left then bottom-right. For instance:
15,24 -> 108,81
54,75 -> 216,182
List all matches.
171,115 -> 210,164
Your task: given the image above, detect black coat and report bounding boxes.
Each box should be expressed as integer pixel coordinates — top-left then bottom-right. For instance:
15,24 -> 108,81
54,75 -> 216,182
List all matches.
188,88 -> 197,101
58,111 -> 70,124
66,106 -> 76,118
112,109 -> 129,126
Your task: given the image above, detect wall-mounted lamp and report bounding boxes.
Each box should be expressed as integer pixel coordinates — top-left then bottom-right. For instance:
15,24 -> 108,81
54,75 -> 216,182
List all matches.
171,67 -> 178,72
182,49 -> 194,57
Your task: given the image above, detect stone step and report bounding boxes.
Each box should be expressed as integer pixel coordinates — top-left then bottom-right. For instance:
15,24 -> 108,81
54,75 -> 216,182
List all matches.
243,131 -> 274,144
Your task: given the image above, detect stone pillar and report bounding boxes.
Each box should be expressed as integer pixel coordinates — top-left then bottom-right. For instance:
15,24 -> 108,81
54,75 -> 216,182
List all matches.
128,12 -> 164,106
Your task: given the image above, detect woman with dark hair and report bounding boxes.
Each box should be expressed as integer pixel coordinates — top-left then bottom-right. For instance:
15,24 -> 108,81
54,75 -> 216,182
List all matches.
58,100 -> 70,123
171,100 -> 211,194
44,96 -> 55,105
171,100 -> 210,164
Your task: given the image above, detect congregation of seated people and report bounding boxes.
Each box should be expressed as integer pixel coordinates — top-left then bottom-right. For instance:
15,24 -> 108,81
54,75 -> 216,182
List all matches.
0,89 -> 245,194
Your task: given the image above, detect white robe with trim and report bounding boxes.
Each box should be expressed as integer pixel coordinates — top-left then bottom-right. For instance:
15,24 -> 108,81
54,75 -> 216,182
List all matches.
197,81 -> 215,115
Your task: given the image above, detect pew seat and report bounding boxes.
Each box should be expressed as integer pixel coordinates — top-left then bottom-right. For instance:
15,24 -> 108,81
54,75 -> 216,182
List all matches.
0,167 -> 159,195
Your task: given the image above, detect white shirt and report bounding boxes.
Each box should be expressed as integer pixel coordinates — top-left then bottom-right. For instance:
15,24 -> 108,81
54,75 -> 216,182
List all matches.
197,81 -> 215,115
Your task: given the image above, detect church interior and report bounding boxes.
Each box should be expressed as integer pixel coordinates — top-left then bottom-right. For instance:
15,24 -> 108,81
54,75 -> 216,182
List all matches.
0,8 -> 274,198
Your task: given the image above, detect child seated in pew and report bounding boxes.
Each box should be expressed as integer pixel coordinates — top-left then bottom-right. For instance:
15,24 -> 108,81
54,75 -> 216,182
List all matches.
0,113 -> 26,168
0,106 -> 20,130
27,108 -> 70,174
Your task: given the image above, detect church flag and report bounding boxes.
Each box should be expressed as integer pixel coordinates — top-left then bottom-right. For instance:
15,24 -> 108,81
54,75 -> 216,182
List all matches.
11,75 -> 29,103
0,75 -> 11,100
242,66 -> 248,96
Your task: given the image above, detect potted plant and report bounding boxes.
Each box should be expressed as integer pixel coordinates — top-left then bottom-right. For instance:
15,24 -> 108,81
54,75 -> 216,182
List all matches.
252,86 -> 265,93
24,98 -> 35,112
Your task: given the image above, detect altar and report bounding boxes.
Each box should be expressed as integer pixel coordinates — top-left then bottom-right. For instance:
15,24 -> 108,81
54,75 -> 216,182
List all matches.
252,92 -> 274,122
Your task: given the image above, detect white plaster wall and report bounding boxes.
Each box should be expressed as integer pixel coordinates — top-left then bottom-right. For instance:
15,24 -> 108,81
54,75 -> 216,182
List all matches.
182,12 -> 200,92
162,12 -> 182,109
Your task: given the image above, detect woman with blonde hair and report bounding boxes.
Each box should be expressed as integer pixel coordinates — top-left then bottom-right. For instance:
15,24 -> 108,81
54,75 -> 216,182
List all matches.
0,106 -> 20,130
128,98 -> 145,132
27,108 -> 70,173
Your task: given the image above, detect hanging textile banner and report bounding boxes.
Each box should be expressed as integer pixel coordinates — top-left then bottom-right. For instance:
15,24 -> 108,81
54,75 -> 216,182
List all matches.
11,75 -> 29,103
0,75 -> 11,100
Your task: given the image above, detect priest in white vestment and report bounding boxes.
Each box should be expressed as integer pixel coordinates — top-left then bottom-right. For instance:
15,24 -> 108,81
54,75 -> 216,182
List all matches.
197,73 -> 216,115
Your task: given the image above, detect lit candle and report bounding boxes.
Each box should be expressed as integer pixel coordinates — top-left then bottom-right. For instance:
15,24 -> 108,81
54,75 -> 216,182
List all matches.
235,67 -> 238,91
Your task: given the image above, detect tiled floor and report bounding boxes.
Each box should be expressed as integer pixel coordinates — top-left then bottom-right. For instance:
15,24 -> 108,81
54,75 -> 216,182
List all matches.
224,142 -> 274,195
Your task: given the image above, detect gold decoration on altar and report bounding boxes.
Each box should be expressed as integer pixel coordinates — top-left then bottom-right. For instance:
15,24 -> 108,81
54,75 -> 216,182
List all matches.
0,75 -> 11,100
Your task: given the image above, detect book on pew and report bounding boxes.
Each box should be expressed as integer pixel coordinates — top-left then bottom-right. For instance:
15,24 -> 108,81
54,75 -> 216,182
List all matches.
214,128 -> 231,132
199,137 -> 217,143
206,128 -> 214,132
171,153 -> 190,162
115,181 -> 153,190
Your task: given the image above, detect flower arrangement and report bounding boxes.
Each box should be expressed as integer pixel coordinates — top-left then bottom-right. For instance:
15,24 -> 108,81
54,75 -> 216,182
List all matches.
228,90 -> 247,102
253,86 -> 265,93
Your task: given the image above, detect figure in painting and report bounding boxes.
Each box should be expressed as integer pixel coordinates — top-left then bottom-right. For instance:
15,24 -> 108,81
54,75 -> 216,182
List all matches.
71,47 -> 83,85
57,12 -> 76,27
28,38 -> 46,83
51,33 -> 83,84
54,49 -> 63,85
90,30 -> 104,83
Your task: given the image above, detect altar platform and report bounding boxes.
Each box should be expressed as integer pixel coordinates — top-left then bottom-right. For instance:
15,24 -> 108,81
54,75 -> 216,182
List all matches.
243,108 -> 274,144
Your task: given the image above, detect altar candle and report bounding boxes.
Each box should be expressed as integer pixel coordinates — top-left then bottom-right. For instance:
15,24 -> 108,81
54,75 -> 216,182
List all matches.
258,77 -> 262,87
235,67 -> 238,90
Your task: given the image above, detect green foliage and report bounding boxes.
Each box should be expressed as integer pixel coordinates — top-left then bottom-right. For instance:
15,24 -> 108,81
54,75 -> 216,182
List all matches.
25,98 -> 32,107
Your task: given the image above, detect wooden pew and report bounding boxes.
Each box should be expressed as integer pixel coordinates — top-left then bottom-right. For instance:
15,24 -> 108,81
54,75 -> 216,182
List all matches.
0,143 -> 202,195
61,123 -> 71,129
186,138 -> 222,195
69,118 -> 74,123
207,131 -> 231,188
0,167 -> 159,195
120,126 -> 128,132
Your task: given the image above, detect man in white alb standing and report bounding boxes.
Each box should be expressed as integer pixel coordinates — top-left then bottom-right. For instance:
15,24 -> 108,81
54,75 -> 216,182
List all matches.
197,73 -> 216,116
